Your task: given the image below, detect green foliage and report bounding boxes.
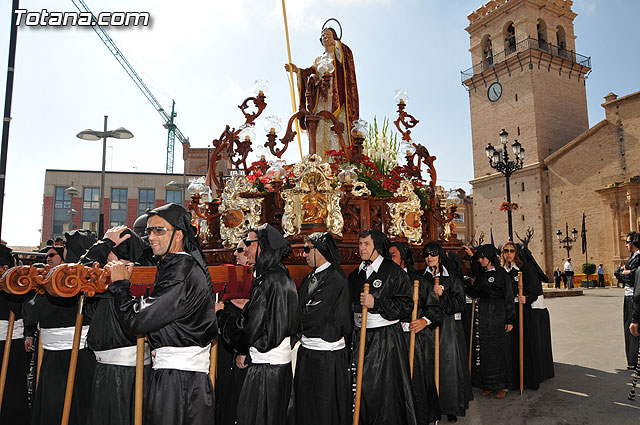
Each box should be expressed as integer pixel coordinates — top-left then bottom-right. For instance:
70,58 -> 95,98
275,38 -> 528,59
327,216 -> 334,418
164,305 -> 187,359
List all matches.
582,263 -> 596,275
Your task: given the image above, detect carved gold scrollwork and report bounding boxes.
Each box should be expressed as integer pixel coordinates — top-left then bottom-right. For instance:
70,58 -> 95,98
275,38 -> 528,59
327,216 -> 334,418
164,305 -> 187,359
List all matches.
281,154 -> 344,237
387,180 -> 424,245
218,174 -> 263,247
351,181 -> 371,197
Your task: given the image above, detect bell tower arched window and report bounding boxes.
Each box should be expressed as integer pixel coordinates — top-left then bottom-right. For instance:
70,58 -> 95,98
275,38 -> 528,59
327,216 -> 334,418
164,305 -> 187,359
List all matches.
504,22 -> 516,55
537,19 -> 548,51
482,35 -> 493,70
556,25 -> 567,58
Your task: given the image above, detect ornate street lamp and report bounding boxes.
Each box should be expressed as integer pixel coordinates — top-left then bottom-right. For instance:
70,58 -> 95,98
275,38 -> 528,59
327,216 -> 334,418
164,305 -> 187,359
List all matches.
77,116 -> 133,238
556,223 -> 579,259
485,129 -> 525,241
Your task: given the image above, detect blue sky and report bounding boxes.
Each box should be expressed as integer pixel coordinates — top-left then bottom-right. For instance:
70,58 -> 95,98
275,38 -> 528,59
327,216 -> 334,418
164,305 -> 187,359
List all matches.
0,0 -> 637,246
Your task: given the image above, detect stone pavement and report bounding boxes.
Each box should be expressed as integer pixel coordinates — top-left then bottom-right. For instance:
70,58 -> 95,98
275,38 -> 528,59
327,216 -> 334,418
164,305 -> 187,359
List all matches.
454,287 -> 640,425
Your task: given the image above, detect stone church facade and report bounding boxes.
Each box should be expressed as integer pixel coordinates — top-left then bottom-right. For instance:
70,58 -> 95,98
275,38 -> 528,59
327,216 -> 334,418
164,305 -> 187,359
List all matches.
462,0 -> 639,277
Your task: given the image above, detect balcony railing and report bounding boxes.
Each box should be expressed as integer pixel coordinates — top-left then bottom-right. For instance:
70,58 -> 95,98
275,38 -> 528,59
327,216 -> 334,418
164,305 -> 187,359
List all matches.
461,36 -> 591,82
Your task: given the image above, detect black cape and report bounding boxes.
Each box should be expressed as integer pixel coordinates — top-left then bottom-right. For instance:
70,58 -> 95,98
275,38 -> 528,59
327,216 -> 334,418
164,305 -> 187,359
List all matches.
217,263 -> 299,425
0,292 -> 30,424
423,269 -> 473,417
402,270 -> 442,423
467,267 -> 515,390
22,293 -> 96,425
294,264 -> 352,425
348,258 -> 417,425
110,253 -> 217,425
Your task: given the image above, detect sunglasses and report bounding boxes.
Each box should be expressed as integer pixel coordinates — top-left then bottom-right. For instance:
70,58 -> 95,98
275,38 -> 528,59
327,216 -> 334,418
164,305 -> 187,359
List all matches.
502,248 -> 516,253
235,246 -> 245,253
243,239 -> 258,247
145,226 -> 174,236
303,245 -> 316,254
626,240 -> 632,244
47,252 -> 59,258
425,251 -> 439,257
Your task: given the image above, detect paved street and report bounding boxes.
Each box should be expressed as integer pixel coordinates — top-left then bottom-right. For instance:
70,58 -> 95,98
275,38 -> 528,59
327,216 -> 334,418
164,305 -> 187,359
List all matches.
455,287 -> 640,425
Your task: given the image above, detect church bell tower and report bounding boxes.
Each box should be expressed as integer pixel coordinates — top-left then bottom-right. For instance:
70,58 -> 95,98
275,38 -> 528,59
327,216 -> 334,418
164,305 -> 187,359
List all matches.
462,0 -> 591,271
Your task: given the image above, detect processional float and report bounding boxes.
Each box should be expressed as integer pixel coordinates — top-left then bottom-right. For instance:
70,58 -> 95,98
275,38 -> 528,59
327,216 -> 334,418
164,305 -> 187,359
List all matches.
0,15 -> 473,425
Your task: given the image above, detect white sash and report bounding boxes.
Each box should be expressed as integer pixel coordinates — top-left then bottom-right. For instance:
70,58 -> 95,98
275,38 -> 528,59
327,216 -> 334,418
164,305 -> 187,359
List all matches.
41,326 -> 89,351
94,344 -> 151,366
152,344 -> 211,373
250,337 -> 292,365
300,336 -> 345,351
0,318 -> 23,341
625,286 -> 634,297
354,313 -> 399,329
531,295 -> 547,310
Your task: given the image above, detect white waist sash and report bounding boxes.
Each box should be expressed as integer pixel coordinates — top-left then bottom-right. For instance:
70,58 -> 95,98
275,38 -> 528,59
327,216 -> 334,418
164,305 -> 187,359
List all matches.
625,286 -> 634,297
354,313 -> 399,329
94,344 -> 151,366
41,326 -> 89,351
300,336 -> 345,351
0,318 -> 23,341
250,337 -> 291,365
152,344 -> 211,373
531,295 -> 547,310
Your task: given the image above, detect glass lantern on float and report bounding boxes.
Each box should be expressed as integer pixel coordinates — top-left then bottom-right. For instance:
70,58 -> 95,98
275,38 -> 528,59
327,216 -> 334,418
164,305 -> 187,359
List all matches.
317,54 -> 335,76
351,119 -> 368,138
254,79 -> 269,97
187,176 -> 206,197
338,164 -> 358,184
394,89 -> 409,105
264,115 -> 282,135
265,159 -> 286,181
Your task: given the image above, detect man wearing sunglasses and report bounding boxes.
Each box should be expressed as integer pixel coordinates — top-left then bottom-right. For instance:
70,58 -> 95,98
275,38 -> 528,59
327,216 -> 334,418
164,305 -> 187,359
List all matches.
106,203 -> 217,425
294,232 -> 352,425
621,232 -> 640,368
42,245 -> 64,268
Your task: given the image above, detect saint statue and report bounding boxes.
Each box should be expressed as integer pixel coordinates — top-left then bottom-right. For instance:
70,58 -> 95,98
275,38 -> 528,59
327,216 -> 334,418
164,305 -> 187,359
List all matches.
301,182 -> 328,225
285,19 -> 359,158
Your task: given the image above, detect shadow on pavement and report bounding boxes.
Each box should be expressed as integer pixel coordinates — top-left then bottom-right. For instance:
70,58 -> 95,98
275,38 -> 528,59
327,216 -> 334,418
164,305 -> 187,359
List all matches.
455,363 -> 640,425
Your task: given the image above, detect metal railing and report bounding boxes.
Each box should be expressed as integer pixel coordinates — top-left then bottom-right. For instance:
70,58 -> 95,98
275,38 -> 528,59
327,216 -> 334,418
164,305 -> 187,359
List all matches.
461,37 -> 591,82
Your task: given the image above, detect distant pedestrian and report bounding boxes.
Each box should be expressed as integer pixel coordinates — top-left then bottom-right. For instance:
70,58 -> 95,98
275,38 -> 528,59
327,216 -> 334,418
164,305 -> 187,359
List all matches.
597,264 -> 605,287
564,258 -> 574,290
553,267 -> 562,289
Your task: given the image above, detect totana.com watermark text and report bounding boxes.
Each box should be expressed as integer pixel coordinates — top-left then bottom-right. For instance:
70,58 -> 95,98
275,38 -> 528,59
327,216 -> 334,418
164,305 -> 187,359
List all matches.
15,9 -> 150,27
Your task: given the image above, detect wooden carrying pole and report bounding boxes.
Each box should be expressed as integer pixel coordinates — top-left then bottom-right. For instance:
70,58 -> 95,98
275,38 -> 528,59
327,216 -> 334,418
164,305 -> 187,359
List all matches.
409,280 -> 419,378
434,277 -> 440,394
134,336 -> 145,425
352,283 -> 370,425
518,271 -> 524,395
210,337 -> 218,389
0,310 -> 15,413
61,293 -> 85,425
469,299 -> 475,374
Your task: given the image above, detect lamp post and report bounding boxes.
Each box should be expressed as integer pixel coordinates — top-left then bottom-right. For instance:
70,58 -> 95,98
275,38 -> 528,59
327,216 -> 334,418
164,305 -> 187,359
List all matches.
64,184 -> 80,233
556,222 -> 579,259
485,129 -> 525,241
77,116 -> 133,238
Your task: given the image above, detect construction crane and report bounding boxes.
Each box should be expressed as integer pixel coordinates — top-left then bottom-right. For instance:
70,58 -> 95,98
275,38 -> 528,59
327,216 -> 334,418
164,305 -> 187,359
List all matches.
71,0 -> 189,173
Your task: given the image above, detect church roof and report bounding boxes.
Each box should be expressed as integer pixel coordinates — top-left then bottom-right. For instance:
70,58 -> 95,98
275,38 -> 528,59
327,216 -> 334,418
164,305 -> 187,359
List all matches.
543,119 -> 610,166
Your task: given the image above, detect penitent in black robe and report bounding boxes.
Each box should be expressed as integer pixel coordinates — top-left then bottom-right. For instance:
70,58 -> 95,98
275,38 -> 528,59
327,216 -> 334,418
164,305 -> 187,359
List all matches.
217,263 -> 299,425
81,238 -> 152,425
423,269 -> 473,418
468,267 -> 516,391
349,258 -> 417,425
506,264 -> 554,390
215,301 -> 248,425
110,253 -> 217,425
0,292 -> 30,424
23,293 -> 96,425
402,270 -> 442,424
294,264 -> 353,425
